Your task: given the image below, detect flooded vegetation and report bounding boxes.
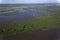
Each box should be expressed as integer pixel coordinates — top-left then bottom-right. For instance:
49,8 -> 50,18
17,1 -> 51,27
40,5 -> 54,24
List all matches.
0,4 -> 60,40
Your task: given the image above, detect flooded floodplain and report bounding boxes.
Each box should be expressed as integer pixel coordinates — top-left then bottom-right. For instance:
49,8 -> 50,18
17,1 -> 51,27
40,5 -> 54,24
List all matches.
0,4 -> 60,40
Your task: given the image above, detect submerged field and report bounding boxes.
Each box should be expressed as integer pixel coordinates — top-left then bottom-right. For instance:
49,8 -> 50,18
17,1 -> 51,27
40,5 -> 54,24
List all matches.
0,5 -> 60,37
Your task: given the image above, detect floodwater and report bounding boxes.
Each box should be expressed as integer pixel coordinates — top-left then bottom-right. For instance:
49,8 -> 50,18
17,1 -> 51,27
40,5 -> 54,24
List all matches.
0,8 -> 47,23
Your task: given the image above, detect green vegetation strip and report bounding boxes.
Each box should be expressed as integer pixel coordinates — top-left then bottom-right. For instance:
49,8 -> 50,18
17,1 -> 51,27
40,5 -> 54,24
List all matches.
0,6 -> 30,12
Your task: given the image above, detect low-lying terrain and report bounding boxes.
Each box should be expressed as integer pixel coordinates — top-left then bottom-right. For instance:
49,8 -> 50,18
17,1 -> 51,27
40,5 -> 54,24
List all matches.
0,5 -> 60,40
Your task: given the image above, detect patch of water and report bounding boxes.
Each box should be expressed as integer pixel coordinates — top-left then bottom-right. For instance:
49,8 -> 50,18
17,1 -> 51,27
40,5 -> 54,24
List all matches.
0,8 -> 47,23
